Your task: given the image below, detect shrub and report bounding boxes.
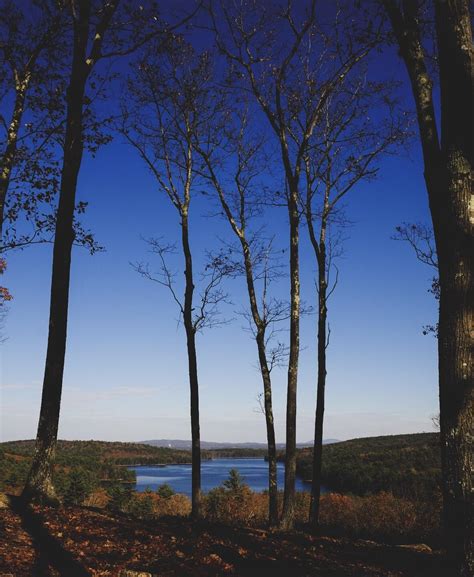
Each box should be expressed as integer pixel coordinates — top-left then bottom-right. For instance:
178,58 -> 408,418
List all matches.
319,491 -> 442,544
129,490 -> 155,519
204,469 -> 258,525
319,493 -> 358,530
156,483 -> 175,499
223,469 -> 246,493
83,487 -> 109,508
63,468 -> 97,506
200,487 -> 440,543
204,486 -> 268,526
106,482 -> 133,513
154,493 -> 191,517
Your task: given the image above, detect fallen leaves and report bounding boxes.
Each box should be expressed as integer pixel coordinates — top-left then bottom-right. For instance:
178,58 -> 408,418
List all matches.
0,503 -> 449,577
0,508 -> 37,577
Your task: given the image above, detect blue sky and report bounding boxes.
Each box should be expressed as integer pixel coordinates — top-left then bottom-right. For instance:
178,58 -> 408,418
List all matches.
0,3 -> 439,444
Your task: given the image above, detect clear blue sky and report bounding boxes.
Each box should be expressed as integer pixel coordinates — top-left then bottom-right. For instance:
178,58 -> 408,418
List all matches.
0,2 -> 439,444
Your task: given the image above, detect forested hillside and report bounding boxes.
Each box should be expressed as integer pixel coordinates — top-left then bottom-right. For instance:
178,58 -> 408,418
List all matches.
294,433 -> 441,500
207,448 -> 268,459
1,439 -> 193,464
2,434 -> 441,501
0,440 -> 193,493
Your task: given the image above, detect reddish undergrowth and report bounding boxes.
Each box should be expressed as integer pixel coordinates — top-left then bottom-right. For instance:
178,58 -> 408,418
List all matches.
0,503 -> 451,577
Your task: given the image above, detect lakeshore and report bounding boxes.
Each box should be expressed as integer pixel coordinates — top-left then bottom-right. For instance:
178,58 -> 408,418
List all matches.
132,457 -> 316,496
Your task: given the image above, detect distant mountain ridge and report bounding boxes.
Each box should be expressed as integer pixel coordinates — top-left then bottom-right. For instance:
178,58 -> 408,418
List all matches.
141,439 -> 340,450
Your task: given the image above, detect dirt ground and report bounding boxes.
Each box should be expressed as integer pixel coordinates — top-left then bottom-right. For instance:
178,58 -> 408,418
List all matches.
0,498 -> 452,577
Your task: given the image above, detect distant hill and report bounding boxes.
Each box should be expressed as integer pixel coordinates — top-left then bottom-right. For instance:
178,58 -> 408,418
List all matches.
0,439 -> 192,467
141,439 -> 340,450
294,432 -> 441,500
1,435 -> 438,501
0,439 -> 194,493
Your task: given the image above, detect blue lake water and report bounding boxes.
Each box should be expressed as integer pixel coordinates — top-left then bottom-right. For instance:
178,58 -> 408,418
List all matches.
132,458 -> 316,496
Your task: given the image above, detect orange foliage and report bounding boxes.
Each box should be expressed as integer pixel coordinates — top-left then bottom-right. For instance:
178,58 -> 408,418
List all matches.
84,488 -> 109,508
128,491 -> 192,518
204,487 -> 269,526
0,258 -> 12,303
154,493 -> 191,517
94,486 -> 440,544
201,489 -> 440,542
319,492 -> 441,543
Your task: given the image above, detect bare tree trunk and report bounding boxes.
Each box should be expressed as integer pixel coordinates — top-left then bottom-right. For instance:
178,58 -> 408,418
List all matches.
235,237 -> 279,526
425,3 -> 473,574
437,199 -> 473,576
237,238 -> 278,526
384,2 -> 473,574
181,211 -> 202,519
281,189 -> 300,530
255,331 -> 279,526
22,2 -> 90,505
435,5 -> 473,568
309,248 -> 327,527
0,85 -> 28,241
208,168 -> 279,525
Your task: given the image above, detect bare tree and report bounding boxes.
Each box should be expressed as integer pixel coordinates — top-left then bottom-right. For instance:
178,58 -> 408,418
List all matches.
383,1 -> 473,573
22,0 -> 170,505
123,38 -> 228,519
304,78 -> 406,527
210,0 -> 382,528
196,111 -> 289,526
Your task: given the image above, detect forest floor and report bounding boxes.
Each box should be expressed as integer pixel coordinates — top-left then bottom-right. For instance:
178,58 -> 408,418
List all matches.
0,496 -> 452,577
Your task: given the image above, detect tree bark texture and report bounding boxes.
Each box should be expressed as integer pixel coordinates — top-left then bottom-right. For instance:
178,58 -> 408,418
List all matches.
281,186 -> 301,530
0,83 -> 28,242
435,3 -> 473,574
22,0 -> 91,504
384,2 -> 473,574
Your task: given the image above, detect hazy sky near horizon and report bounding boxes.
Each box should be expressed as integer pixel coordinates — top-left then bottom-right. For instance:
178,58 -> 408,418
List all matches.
0,2 -> 439,444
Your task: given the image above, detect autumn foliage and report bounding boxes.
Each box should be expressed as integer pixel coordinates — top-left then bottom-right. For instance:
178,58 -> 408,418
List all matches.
319,492 -> 441,544
96,486 -> 441,545
0,258 -> 12,304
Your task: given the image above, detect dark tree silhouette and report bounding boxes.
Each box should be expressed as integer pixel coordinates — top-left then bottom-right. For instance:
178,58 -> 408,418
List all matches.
210,0 -> 385,528
383,1 -> 473,574
304,81 -> 405,527
197,111 -> 289,527
123,39 -> 229,519
0,1 -> 64,250
23,0 -> 168,505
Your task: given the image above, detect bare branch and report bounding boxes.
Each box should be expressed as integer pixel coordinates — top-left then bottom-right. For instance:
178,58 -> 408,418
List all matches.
132,238 -> 184,315
393,222 -> 438,268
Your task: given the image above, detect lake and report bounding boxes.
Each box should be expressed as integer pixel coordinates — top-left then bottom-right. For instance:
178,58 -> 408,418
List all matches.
133,458 -> 317,496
